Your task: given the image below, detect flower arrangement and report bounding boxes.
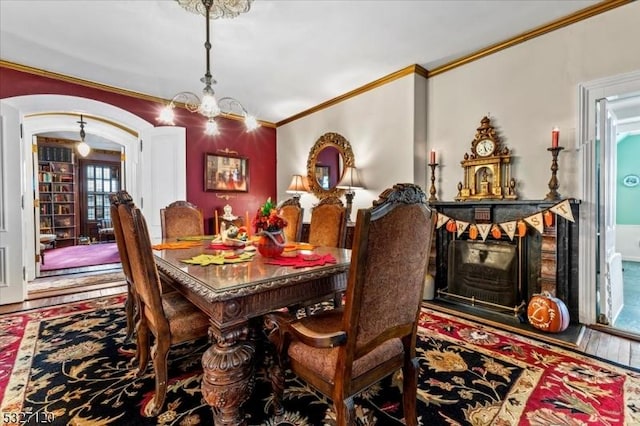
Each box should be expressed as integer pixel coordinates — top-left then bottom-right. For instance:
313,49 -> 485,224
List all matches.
253,197 -> 287,234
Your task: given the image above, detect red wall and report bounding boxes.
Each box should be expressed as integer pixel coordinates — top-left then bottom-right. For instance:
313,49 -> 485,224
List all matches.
1,66 -> 277,234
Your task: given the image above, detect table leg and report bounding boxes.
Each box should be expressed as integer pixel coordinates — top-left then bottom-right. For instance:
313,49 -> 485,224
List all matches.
201,323 -> 255,426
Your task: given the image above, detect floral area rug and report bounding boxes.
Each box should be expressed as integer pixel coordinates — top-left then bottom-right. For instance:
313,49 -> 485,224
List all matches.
1,295 -> 639,425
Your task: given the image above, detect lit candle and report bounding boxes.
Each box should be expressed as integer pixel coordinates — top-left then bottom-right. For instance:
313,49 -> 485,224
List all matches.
552,127 -> 559,148
430,150 -> 436,164
214,209 -> 219,235
245,211 -> 250,237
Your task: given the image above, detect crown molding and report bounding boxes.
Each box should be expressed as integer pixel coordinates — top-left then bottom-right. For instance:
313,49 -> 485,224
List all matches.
277,64 -> 428,127
2,0 -> 630,129
279,0 -> 630,126
0,60 -> 276,129
427,0 -> 632,77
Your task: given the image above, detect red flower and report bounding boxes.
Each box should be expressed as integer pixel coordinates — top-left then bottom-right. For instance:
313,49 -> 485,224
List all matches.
253,198 -> 287,233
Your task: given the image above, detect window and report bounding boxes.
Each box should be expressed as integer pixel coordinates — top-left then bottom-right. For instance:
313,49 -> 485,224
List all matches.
85,163 -> 120,221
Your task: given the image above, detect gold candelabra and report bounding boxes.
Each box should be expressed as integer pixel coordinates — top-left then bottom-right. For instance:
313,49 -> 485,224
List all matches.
428,162 -> 438,202
545,146 -> 564,201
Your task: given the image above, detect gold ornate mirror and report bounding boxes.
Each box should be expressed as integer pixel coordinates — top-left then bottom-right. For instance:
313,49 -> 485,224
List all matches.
306,132 -> 355,199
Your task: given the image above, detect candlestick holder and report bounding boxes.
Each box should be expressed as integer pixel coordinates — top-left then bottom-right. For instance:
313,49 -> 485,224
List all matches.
428,162 -> 439,202
545,146 -> 564,201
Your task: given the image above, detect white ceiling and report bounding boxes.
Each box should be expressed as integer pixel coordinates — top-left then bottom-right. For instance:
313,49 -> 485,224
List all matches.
1,0 -> 605,128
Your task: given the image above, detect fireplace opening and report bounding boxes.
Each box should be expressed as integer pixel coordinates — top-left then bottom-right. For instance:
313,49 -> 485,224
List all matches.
445,240 -> 521,312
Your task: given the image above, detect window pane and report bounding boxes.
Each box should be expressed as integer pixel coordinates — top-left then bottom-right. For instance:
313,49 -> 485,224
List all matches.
84,163 -> 120,235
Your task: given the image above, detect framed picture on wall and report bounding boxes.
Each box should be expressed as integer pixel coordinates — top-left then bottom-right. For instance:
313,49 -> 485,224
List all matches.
205,153 -> 249,192
315,165 -> 330,190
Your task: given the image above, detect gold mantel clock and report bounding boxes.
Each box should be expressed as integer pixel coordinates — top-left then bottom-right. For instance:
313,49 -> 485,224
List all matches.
455,116 -> 518,201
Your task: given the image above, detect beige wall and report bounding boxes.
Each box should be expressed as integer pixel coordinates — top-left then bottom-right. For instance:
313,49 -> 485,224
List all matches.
277,74 -> 426,220
277,2 -> 639,215
429,1 -> 640,201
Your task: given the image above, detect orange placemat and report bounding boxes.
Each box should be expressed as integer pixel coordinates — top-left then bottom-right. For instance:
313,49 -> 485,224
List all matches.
283,243 -> 315,252
152,241 -> 202,250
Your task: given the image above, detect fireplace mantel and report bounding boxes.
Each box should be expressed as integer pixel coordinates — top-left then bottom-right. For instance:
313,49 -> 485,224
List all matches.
429,199 -> 580,322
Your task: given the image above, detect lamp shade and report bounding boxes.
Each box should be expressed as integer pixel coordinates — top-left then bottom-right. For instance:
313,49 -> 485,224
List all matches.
336,166 -> 364,190
286,175 -> 309,194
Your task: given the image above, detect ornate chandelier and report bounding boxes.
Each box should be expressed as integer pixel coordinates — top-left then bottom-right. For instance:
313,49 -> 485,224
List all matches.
157,0 -> 258,136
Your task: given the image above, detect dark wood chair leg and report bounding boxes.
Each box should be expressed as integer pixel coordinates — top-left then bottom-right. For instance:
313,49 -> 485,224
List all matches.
136,320 -> 150,376
146,339 -> 170,417
124,285 -> 135,341
336,396 -> 355,426
402,357 -> 419,426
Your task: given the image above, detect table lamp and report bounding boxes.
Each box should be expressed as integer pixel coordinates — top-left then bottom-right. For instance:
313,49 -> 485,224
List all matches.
336,166 -> 365,222
286,174 -> 309,201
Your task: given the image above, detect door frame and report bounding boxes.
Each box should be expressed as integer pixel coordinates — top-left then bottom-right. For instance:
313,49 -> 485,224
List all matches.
578,69 -> 640,324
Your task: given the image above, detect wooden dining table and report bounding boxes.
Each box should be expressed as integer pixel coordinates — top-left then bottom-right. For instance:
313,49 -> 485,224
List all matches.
153,240 -> 351,426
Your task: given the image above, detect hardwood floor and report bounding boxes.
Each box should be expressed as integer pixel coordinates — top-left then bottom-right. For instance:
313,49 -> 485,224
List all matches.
0,287 -> 638,369
0,283 -> 127,315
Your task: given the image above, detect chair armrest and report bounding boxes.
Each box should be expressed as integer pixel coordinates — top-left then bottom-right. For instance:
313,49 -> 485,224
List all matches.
290,318 -> 347,348
265,310 -> 346,350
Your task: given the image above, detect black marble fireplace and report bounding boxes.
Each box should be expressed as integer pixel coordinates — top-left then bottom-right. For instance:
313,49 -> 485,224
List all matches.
430,200 -> 580,324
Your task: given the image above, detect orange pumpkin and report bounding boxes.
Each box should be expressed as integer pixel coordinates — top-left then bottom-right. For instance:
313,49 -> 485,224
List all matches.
446,220 -> 457,233
544,210 -> 554,227
527,292 -> 570,333
468,225 -> 478,240
491,225 -> 502,240
517,221 -> 527,238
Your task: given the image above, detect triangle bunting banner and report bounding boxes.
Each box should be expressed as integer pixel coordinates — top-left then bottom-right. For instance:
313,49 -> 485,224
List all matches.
436,212 -> 450,229
550,199 -> 575,223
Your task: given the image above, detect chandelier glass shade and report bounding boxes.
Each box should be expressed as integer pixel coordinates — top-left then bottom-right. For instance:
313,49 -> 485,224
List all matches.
76,115 -> 91,157
158,0 -> 258,136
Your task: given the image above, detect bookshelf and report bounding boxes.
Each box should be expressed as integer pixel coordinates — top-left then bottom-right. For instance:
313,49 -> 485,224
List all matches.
38,145 -> 77,247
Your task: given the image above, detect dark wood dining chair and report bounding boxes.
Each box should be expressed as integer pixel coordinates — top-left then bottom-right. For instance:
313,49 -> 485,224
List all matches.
117,196 -> 210,417
300,196 -> 348,313
160,200 -> 204,239
307,196 -> 347,248
278,197 -> 304,242
109,191 -> 137,341
265,183 -> 436,425
111,191 -> 178,347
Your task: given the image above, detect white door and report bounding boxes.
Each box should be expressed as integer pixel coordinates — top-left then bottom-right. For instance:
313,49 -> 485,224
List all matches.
0,102 -> 26,305
138,126 -> 186,241
597,99 -> 623,324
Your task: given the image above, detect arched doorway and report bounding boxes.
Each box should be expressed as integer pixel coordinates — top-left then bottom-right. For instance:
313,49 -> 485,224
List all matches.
1,94 -> 186,304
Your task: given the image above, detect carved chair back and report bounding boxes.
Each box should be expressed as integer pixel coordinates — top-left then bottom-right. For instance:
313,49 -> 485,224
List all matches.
109,191 -> 137,339
278,197 -> 304,242
308,196 -> 347,247
160,200 -> 204,238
